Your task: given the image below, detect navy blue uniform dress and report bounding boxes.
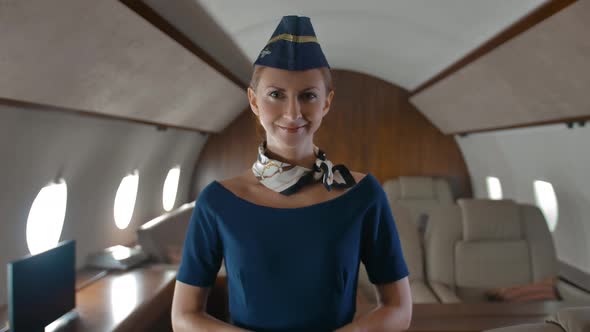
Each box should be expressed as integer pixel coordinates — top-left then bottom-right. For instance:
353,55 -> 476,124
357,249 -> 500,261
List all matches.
177,173 -> 409,332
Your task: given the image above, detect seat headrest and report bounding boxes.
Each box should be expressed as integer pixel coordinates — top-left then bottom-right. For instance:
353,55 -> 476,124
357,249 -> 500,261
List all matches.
458,199 -> 522,241
399,176 -> 436,199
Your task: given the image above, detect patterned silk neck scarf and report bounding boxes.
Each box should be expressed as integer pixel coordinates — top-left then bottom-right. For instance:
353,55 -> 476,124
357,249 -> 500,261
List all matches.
251,141 -> 357,195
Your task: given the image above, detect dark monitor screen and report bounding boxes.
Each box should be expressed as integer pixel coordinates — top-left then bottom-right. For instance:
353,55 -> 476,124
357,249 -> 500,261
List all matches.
8,240 -> 75,332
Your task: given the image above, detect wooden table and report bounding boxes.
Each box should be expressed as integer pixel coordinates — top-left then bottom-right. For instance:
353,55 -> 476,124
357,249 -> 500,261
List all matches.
0,268 -> 111,332
62,264 -> 176,331
0,305 -> 7,332
408,302 -> 574,332
1,264 -> 177,332
2,271 -> 578,332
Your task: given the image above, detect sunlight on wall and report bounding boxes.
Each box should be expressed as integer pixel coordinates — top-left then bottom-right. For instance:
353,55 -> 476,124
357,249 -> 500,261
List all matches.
26,180 -> 68,255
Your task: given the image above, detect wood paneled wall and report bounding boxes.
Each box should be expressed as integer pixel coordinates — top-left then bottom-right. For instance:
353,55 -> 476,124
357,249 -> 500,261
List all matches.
191,70 -> 472,199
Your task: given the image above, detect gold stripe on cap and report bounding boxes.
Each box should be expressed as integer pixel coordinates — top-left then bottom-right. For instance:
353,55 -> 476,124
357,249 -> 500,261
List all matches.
266,33 -> 318,45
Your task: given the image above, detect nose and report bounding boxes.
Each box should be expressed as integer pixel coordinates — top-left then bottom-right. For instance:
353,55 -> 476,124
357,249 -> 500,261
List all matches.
284,96 -> 302,121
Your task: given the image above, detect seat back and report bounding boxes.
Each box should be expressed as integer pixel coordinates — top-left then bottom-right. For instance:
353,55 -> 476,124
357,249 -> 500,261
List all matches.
392,205 -> 424,282
357,204 -> 430,303
137,201 -> 195,263
425,199 -> 558,301
383,176 -> 453,233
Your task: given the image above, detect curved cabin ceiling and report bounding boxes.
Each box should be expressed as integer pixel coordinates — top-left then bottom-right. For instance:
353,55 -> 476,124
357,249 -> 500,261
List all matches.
410,0 -> 590,134
0,0 -> 246,133
1,0 -> 580,135
194,0 -> 546,90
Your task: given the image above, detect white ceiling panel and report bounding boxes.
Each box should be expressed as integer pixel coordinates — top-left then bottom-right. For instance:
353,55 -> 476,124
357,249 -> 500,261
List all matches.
0,0 -> 247,133
410,0 -> 590,134
195,0 -> 546,90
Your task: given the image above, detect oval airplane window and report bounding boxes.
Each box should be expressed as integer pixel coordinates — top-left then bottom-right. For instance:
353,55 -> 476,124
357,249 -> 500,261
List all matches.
114,171 -> 139,230
533,180 -> 559,232
486,176 -> 503,200
162,166 -> 181,212
26,179 -> 68,255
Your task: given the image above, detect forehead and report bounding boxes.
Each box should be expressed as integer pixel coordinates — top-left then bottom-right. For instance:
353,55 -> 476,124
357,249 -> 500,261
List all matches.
258,67 -> 324,89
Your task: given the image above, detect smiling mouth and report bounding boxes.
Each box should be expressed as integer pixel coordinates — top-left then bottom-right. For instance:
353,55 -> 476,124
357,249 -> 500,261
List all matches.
278,124 -> 306,130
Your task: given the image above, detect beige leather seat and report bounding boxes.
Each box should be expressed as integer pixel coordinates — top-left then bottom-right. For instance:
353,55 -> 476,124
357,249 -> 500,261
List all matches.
137,201 -> 195,263
425,199 -> 562,303
394,205 -> 439,303
383,176 -> 453,234
357,205 -> 438,305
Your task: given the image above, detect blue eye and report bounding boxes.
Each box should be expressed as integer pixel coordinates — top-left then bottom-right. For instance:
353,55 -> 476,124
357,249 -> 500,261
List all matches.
269,91 -> 282,98
302,92 -> 317,100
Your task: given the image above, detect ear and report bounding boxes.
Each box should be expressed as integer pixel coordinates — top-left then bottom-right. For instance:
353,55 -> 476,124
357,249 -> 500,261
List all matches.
322,90 -> 335,117
248,87 -> 259,117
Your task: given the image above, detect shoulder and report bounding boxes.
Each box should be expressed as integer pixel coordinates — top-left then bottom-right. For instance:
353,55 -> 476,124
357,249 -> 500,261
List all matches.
349,171 -> 367,184
347,171 -> 385,202
348,171 -> 387,202
217,170 -> 256,197
347,171 -> 378,191
198,172 -> 250,206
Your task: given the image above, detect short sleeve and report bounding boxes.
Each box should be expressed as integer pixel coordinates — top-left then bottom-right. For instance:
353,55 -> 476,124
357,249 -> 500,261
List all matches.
361,186 -> 409,285
176,198 -> 223,287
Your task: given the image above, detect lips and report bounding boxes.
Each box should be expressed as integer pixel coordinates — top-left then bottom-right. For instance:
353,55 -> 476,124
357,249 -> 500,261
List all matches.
277,124 -> 307,134
278,124 -> 306,130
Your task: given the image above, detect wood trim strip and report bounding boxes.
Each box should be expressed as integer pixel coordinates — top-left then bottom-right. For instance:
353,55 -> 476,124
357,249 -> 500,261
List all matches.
410,0 -> 578,97
412,301 -> 572,318
0,97 -> 213,134
76,270 -> 108,291
119,0 -> 248,90
449,115 -> 590,136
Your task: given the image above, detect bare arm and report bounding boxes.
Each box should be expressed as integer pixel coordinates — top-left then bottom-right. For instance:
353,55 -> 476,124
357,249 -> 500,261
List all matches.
171,280 -> 251,332
335,277 -> 412,332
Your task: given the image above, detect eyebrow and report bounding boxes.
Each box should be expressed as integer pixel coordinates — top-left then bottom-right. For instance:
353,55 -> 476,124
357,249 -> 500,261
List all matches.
266,85 -> 320,92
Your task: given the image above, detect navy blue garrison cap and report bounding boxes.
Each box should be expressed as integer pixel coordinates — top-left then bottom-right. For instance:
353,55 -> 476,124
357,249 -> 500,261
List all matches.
254,15 -> 330,70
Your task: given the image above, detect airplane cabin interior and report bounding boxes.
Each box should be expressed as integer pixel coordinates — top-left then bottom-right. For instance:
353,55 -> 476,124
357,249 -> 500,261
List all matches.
1,0 -> 590,331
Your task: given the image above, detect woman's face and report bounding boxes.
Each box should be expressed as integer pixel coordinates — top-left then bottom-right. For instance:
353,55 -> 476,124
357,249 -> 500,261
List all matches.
248,67 -> 334,149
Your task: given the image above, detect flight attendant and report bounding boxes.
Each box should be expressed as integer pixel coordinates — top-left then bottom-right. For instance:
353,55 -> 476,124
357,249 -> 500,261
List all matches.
172,15 -> 412,332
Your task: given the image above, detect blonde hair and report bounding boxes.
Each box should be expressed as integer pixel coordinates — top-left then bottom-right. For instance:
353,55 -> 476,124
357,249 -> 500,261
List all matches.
250,65 -> 334,139
249,65 -> 334,93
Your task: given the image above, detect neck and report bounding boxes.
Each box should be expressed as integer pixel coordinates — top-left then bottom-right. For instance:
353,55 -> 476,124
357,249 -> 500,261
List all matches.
264,139 -> 317,169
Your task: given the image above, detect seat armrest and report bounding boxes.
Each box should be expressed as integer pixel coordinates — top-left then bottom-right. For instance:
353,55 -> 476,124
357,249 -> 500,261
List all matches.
429,281 -> 461,303
556,280 -> 590,304
410,280 -> 439,303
